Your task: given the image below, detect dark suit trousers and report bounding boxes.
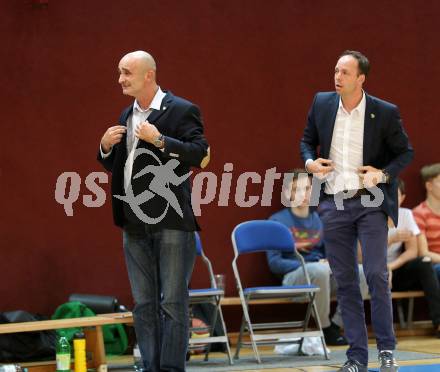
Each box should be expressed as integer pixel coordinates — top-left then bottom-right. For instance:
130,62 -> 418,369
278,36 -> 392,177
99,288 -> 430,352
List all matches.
319,196 -> 396,365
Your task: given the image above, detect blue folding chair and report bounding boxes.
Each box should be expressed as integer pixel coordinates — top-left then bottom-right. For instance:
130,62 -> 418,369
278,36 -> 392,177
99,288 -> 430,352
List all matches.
231,220 -> 328,363
188,232 -> 233,364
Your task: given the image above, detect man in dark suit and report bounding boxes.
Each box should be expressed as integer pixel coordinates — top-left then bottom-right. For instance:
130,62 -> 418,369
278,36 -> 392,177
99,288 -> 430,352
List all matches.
98,51 -> 209,372
300,50 -> 413,372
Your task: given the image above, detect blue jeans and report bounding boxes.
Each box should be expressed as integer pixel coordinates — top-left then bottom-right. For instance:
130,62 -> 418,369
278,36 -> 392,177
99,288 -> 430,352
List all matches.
123,224 -> 196,372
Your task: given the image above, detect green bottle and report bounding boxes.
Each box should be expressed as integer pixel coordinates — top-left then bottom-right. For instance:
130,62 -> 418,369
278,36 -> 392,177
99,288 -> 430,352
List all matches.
56,333 -> 71,372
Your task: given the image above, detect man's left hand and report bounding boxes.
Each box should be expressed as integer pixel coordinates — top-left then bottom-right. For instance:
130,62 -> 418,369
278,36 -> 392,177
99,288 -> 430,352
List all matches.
135,121 -> 160,143
358,165 -> 384,188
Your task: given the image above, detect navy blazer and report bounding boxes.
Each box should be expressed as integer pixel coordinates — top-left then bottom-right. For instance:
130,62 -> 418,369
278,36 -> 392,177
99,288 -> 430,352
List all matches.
98,91 -> 209,231
300,91 -> 413,226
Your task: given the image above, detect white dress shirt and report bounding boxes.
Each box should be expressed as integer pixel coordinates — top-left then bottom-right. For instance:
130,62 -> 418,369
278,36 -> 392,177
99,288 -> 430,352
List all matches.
100,87 -> 166,191
325,92 -> 366,194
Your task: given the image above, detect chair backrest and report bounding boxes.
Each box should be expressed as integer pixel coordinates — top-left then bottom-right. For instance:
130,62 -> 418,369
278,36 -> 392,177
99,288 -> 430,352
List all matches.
194,232 -> 217,288
231,220 -> 295,257
195,231 -> 203,256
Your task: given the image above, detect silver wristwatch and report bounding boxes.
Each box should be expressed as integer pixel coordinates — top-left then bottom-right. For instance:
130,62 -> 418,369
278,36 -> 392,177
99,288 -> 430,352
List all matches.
153,134 -> 165,148
382,170 -> 390,183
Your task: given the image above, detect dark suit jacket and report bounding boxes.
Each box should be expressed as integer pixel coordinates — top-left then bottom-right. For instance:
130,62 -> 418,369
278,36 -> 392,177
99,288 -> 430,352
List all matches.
300,91 -> 413,226
98,91 -> 209,231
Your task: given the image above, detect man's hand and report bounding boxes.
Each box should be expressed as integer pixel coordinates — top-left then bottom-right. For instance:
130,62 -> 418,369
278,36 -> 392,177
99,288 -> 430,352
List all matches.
358,165 -> 384,188
101,125 -> 126,153
306,158 -> 334,178
390,229 -> 413,244
135,121 -> 160,143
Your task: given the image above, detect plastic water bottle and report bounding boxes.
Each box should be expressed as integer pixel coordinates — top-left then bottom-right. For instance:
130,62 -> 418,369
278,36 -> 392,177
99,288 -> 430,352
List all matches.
56,334 -> 71,372
0,365 -> 24,372
73,332 -> 86,372
133,343 -> 143,371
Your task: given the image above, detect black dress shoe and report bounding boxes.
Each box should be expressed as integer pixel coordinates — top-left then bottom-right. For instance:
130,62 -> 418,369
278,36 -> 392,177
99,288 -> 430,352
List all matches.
323,322 -> 348,346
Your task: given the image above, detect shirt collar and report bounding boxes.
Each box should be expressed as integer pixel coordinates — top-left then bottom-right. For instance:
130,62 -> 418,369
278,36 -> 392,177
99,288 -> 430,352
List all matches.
133,86 -> 166,113
338,90 -> 366,115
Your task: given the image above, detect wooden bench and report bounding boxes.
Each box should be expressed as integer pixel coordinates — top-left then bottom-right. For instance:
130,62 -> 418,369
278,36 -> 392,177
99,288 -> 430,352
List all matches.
220,290 -> 426,329
0,311 -> 232,370
0,291 -> 426,371
388,291 -> 426,328
0,312 -> 134,372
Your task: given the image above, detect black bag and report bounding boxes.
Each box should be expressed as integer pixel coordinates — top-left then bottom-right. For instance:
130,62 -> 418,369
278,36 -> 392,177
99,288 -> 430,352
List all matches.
0,311 -> 56,362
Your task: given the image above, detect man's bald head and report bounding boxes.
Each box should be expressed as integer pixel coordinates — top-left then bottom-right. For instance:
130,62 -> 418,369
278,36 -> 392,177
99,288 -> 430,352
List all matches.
122,50 -> 157,73
118,51 -> 158,100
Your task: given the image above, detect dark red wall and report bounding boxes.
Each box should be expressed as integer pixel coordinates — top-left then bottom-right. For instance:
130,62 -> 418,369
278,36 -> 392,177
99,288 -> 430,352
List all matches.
1,0 -> 439,316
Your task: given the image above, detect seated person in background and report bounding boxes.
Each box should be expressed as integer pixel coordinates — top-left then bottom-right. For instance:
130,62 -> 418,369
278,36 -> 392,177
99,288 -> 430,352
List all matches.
387,179 -> 440,337
266,169 -> 368,346
413,163 -> 440,283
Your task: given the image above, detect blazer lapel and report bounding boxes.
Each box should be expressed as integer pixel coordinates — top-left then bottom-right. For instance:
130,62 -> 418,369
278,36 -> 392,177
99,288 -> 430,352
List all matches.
147,92 -> 173,125
322,94 -> 339,158
363,94 -> 376,165
125,92 -> 173,154
119,105 -> 133,156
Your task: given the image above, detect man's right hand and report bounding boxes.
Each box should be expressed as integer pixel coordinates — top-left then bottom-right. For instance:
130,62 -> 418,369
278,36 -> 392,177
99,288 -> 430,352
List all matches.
101,125 -> 126,153
306,158 -> 334,175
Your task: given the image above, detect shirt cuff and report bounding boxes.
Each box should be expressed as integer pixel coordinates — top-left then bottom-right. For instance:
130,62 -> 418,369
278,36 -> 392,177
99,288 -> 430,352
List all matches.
305,159 -> 313,172
100,145 -> 113,158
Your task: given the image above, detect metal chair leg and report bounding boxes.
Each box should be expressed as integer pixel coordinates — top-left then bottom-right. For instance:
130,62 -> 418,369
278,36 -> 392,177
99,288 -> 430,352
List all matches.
203,303 -> 219,361
241,299 -> 261,363
217,304 -> 233,365
234,313 -> 246,359
310,293 -> 329,360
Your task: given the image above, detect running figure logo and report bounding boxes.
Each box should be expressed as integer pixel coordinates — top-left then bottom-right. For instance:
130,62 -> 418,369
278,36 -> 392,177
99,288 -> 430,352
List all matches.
114,148 -> 191,224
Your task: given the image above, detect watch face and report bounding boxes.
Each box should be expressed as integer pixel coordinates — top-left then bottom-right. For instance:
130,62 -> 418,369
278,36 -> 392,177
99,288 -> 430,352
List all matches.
154,134 -> 164,147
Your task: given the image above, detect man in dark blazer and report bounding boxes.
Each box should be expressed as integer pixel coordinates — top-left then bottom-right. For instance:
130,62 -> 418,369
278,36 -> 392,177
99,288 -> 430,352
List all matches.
300,50 -> 413,372
98,51 -> 209,372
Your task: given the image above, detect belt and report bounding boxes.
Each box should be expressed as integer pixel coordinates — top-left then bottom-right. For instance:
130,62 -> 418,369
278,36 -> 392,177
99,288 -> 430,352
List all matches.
325,188 -> 370,200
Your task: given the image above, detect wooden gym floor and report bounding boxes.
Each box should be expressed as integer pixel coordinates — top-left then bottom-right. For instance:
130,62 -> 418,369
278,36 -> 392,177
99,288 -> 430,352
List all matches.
108,334 -> 440,372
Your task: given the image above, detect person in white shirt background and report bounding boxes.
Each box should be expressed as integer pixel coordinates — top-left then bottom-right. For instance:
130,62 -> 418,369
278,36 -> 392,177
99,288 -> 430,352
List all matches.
387,179 -> 440,338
